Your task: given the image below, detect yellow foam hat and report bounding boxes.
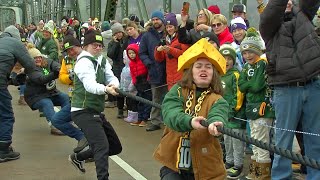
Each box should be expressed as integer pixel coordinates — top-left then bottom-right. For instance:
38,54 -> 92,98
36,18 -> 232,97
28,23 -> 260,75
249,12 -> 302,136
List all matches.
178,38 -> 226,75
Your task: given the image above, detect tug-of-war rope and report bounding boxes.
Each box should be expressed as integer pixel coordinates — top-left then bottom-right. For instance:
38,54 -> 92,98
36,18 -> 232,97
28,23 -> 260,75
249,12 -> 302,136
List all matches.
115,89 -> 320,170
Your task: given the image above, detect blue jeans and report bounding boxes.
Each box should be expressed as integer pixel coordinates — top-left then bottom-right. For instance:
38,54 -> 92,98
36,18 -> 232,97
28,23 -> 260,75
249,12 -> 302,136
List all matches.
51,104 -> 84,140
271,80 -> 320,180
19,84 -> 26,96
137,90 -> 152,121
0,88 -> 14,143
32,92 -> 70,123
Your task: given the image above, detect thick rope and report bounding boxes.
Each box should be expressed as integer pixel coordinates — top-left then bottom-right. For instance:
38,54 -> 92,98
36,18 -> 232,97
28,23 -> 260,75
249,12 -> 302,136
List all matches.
115,89 -> 320,170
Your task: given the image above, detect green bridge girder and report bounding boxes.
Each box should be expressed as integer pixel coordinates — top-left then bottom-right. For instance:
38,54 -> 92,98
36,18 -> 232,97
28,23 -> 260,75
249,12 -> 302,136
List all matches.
1,0 -> 248,26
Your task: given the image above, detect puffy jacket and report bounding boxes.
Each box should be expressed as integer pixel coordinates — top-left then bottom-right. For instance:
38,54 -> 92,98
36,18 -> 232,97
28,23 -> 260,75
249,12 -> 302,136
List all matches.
139,27 -> 166,85
154,34 -> 189,90
127,44 -> 148,85
37,37 -> 59,62
0,33 -> 36,88
24,59 -> 61,109
260,0 -> 320,85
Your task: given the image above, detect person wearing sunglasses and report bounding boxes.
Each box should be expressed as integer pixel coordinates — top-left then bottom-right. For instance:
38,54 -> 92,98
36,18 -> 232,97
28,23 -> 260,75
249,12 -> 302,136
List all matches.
211,14 -> 233,46
178,8 -> 218,46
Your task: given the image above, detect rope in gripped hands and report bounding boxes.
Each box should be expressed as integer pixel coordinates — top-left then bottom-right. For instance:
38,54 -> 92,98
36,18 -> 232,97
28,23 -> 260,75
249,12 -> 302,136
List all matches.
114,88 -> 320,170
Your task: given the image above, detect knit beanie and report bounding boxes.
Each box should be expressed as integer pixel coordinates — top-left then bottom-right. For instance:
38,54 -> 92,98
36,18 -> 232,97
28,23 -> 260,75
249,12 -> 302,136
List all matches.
165,13 -> 178,27
21,34 -> 28,42
240,27 -> 264,56
4,25 -> 21,40
28,47 -> 42,58
219,44 -> 237,64
232,4 -> 246,13
83,29 -> 103,47
61,19 -> 68,27
230,17 -> 247,32
151,10 -> 165,23
129,14 -> 140,23
44,21 -> 54,34
111,22 -> 125,35
63,35 -> 81,51
122,18 -> 130,27
202,33 -> 220,48
101,21 -> 111,31
208,5 -> 221,14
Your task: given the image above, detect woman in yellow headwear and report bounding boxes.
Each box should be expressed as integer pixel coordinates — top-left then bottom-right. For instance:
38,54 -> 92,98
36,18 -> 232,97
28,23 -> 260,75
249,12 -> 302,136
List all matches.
153,38 -> 228,180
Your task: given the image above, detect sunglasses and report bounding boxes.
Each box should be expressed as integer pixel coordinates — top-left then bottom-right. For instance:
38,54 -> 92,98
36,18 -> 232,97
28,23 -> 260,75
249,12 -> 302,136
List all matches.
212,23 -> 222,28
91,43 -> 103,49
197,13 -> 205,18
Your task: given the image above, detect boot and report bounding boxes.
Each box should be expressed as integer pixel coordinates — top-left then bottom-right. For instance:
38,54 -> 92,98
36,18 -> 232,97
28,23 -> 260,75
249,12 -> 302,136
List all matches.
256,162 -> 271,180
131,111 -> 138,122
124,110 -> 133,123
246,159 -> 257,179
0,142 -> 20,163
18,96 -> 27,105
117,109 -> 124,119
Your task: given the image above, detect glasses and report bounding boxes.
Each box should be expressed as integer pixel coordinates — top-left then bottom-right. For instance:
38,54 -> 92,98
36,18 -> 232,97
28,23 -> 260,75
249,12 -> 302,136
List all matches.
211,23 -> 222,28
197,13 -> 205,18
91,43 -> 103,49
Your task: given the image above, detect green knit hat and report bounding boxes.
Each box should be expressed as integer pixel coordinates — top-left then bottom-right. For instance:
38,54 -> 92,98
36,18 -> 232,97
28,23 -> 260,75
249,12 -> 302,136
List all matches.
240,27 -> 264,56
219,43 -> 236,64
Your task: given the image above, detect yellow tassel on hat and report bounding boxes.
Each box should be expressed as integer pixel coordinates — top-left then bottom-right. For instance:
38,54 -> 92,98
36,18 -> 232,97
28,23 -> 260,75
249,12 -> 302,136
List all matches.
177,38 -> 226,75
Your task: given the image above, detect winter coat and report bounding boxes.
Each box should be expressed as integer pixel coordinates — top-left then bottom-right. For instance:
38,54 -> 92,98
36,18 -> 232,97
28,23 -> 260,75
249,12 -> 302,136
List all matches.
139,27 -> 166,85
24,59 -> 61,109
154,84 -> 228,180
0,33 -> 36,88
127,44 -> 149,91
107,37 -> 128,78
178,26 -> 219,45
101,29 -> 113,64
154,34 -> 189,90
59,57 -> 75,97
221,67 -> 246,129
37,37 -> 59,62
120,50 -> 132,92
238,58 -> 274,120
260,0 -> 320,85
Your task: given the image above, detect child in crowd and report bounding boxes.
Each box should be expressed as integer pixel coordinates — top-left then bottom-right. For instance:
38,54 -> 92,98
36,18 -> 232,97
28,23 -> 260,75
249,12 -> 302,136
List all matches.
230,17 -> 247,71
126,43 -> 152,127
219,44 -> 246,179
121,50 -> 138,123
238,28 -> 274,179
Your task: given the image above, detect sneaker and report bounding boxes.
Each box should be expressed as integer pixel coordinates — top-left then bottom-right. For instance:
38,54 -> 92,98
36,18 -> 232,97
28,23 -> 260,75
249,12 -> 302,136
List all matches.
130,121 -> 142,126
146,124 -> 161,131
73,137 -> 89,153
139,121 -> 147,127
68,154 -> 85,173
227,166 -> 243,179
0,147 -> 20,163
225,162 -> 234,171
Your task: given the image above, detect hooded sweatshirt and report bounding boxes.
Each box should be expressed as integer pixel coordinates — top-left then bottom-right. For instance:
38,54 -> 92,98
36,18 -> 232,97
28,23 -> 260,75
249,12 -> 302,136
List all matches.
126,43 -> 148,85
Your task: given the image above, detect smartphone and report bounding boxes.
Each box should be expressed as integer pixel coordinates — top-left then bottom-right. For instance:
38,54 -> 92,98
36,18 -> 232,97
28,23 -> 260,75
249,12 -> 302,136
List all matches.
182,2 -> 190,15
